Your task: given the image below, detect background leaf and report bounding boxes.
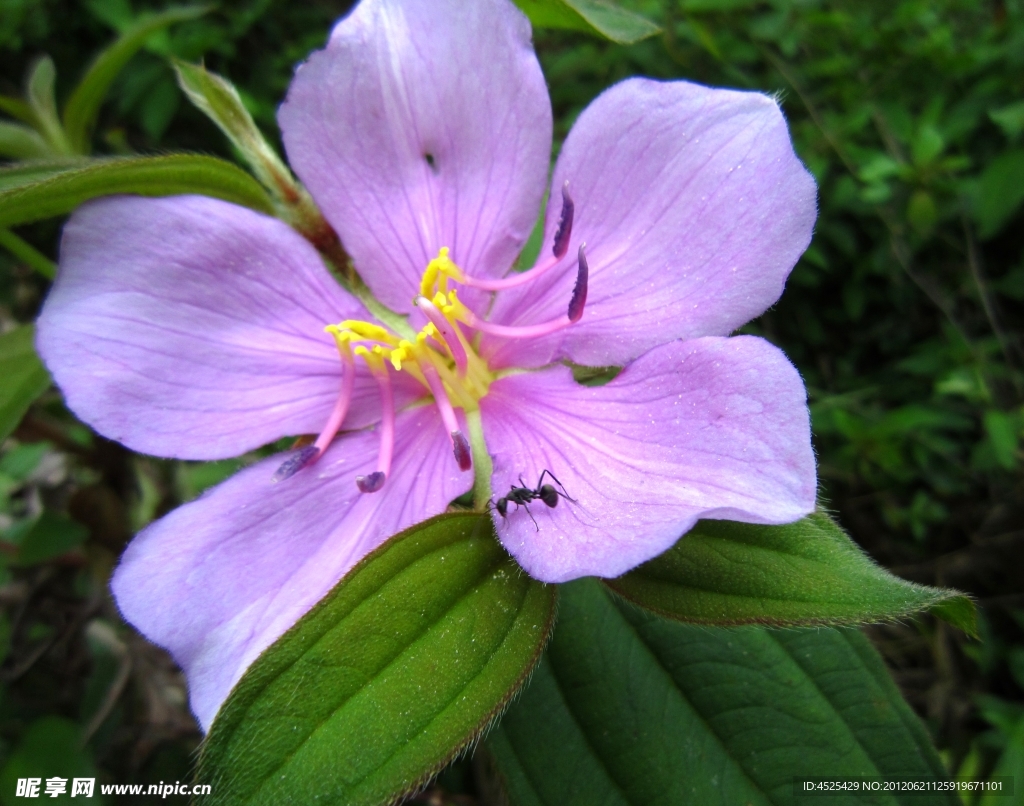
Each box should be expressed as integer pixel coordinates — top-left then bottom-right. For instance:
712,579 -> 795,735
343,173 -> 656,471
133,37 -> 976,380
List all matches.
24,56 -> 71,155
973,149 -> 1024,239
172,60 -> 296,201
607,512 -> 976,635
0,716 -> 104,805
13,511 -> 89,566
513,0 -> 660,44
198,512 -> 555,806
62,5 -> 210,154
0,325 -> 49,442
0,154 -> 273,228
487,579 -> 957,806
0,121 -> 50,160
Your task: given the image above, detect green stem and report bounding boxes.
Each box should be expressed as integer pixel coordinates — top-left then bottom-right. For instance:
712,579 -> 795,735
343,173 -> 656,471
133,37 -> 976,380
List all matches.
0,228 -> 55,279
465,408 -> 493,511
350,277 -> 417,341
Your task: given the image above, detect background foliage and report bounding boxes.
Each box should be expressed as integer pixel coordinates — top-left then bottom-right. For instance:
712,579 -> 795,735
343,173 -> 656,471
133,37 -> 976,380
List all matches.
0,0 -> 1022,802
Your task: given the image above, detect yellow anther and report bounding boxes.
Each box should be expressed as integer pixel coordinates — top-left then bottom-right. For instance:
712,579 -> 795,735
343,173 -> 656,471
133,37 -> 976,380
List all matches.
325,324 -> 355,344
419,246 -> 465,297
338,320 -> 396,344
390,339 -> 417,370
444,288 -> 469,319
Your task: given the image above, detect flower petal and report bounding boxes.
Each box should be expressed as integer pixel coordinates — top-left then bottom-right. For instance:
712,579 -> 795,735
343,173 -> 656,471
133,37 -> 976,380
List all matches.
480,336 -> 816,582
37,195 -> 419,460
279,0 -> 552,314
484,79 -> 817,369
111,405 -> 468,731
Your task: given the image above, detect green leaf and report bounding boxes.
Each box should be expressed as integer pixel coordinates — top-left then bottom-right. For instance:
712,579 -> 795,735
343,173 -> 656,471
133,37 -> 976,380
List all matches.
989,100 -> 1024,142
0,325 -> 50,442
0,154 -> 274,228
974,149 -> 1024,239
173,60 -> 298,201
912,124 -> 945,166
25,56 -> 72,155
0,159 -> 93,192
513,0 -> 660,44
605,512 -> 977,635
63,6 -> 210,154
907,189 -> 938,235
0,94 -> 37,126
0,121 -> 51,159
15,511 -> 89,565
0,228 -> 57,279
980,716 -> 1024,806
983,409 -> 1019,470
487,579 -> 957,806
0,716 -> 104,806
198,512 -> 555,806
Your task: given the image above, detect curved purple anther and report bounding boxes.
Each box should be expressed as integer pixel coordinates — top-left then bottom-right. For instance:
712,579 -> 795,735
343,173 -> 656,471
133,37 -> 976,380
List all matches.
552,180 -> 574,260
451,430 -> 472,471
356,471 -> 386,493
272,445 -> 320,482
568,243 -> 589,323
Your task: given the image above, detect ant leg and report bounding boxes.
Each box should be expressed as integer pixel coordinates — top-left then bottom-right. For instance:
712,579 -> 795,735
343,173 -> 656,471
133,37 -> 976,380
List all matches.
538,469 -> 577,503
510,498 -> 540,532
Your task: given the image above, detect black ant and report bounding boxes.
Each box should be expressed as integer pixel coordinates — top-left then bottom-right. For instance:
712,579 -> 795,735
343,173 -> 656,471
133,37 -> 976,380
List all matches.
493,470 -> 577,530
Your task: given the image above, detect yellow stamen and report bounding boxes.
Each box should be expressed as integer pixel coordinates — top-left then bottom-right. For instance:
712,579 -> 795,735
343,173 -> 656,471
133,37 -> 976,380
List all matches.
419,246 -> 465,298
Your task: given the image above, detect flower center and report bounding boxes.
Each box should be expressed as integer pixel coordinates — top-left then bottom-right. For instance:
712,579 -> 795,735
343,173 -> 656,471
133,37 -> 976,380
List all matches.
274,182 -> 588,494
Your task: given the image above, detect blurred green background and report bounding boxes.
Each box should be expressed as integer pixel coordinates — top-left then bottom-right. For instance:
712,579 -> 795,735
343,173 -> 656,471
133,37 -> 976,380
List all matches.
0,0 -> 1022,802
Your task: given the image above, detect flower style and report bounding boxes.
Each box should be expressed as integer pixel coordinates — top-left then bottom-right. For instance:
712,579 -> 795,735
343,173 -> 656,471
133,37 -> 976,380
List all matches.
36,0 -> 817,730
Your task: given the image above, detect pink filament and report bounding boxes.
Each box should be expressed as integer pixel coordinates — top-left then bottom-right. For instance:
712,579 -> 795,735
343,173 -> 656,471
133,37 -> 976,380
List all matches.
273,349 -> 355,481
415,296 -> 468,374
421,363 -> 472,471
455,252 -> 561,292
357,362 -> 395,493
314,346 -> 356,454
455,181 -> 574,291
461,246 -> 589,339
463,311 -> 574,339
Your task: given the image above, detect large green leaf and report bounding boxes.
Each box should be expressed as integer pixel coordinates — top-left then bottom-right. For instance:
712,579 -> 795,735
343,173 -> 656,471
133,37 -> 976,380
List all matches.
63,6 -> 210,154
0,325 -> 49,442
0,154 -> 273,228
513,0 -> 660,44
606,512 -> 976,635
488,579 -> 956,806
0,159 -> 93,192
197,512 -> 556,806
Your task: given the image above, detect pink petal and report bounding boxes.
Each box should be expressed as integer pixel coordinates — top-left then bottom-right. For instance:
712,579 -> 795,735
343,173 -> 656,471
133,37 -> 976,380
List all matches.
484,79 -> 817,369
111,405 -> 468,731
480,336 -> 816,582
37,195 -> 420,460
279,0 -> 552,314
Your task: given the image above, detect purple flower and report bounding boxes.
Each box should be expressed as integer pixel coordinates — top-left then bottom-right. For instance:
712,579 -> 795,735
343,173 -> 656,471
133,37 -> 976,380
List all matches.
36,0 -> 817,729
